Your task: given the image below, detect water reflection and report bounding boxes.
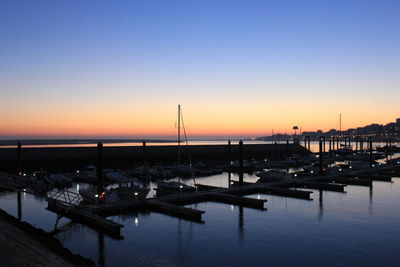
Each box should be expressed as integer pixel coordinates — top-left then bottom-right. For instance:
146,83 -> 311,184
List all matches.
2,176 -> 400,266
238,206 -> 244,242
318,190 -> 324,222
98,232 -> 105,267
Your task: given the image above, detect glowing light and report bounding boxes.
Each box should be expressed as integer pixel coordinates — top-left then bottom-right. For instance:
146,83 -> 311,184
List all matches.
95,194 -> 99,198
134,217 -> 139,226
134,192 -> 138,196
179,185 -> 183,189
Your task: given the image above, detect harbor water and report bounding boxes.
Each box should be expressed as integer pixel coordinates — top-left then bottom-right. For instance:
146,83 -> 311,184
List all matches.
1,172 -> 400,266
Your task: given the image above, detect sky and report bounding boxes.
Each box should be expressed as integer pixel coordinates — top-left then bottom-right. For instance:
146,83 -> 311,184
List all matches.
1,0 -> 399,139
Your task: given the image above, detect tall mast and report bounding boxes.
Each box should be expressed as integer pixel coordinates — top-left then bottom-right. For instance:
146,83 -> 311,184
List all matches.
177,104 -> 181,165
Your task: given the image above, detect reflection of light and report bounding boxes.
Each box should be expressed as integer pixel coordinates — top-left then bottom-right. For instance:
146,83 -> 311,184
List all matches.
230,205 -> 234,211
134,192 -> 138,196
310,171 -> 314,174
349,166 -> 352,169
339,169 -> 342,172
257,195 -> 261,199
294,174 -> 297,177
76,170 -> 80,174
230,182 -> 234,184
179,185 -> 183,189
372,164 -> 375,167
77,184 -> 80,191
23,173 -> 26,177
134,217 -> 139,226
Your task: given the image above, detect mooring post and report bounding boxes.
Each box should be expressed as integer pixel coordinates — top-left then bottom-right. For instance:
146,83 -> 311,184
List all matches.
319,139 -> 323,174
307,136 -> 311,150
17,191 -> 22,221
329,140 -> 332,157
17,142 -> 22,176
228,140 -> 231,164
97,142 -> 104,195
355,137 -> 358,151
360,138 -> 363,152
321,136 -> 326,152
142,141 -> 147,164
286,140 -> 289,173
369,139 -> 373,168
385,138 -> 389,158
239,140 -> 243,186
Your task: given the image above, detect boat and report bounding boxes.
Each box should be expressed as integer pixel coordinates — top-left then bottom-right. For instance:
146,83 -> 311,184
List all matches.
256,170 -> 293,182
79,181 -> 150,204
156,105 -> 196,195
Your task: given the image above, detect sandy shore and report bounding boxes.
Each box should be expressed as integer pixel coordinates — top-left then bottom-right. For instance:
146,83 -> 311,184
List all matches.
0,209 -> 94,267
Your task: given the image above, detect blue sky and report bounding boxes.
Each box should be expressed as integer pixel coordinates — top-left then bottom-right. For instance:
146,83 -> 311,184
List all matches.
1,1 -> 399,138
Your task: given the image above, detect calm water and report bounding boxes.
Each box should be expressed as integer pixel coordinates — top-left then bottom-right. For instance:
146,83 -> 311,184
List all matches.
1,173 -> 400,266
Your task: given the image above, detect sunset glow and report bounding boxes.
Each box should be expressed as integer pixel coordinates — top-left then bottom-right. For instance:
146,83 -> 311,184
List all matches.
1,1 -> 399,139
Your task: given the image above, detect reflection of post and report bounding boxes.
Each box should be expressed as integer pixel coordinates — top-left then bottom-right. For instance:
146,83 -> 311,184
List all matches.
98,232 -> 105,267
328,140 -> 332,157
17,191 -> 22,221
238,206 -> 244,241
318,190 -> 323,221
369,186 -> 373,214
239,141 -> 243,186
228,172 -> 232,188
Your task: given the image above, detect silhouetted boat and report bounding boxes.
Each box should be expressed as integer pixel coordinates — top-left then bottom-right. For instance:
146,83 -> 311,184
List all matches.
156,105 -> 197,194
79,182 -> 150,204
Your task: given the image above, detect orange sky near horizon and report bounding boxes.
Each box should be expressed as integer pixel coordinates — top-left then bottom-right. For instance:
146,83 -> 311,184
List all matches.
1,97 -> 398,138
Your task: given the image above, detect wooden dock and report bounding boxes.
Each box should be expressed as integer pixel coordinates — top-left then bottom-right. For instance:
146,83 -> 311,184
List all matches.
15,164 -> 400,238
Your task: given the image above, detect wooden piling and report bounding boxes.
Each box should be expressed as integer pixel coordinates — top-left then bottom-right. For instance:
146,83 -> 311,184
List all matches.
319,139 -> 323,174
142,141 -> 147,164
97,142 -> 104,194
17,142 -> 22,176
369,140 -> 373,168
239,140 -> 243,185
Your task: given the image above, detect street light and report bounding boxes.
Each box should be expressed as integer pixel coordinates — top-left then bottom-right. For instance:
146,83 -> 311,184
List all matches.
293,126 -> 299,135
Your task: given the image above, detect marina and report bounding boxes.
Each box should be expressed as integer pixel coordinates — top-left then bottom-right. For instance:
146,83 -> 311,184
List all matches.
1,139 -> 400,265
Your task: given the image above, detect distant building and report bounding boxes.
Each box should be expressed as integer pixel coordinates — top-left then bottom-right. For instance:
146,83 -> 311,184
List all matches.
396,118 -> 400,124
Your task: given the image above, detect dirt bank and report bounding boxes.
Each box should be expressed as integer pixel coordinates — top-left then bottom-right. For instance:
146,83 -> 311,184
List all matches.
0,209 -> 94,267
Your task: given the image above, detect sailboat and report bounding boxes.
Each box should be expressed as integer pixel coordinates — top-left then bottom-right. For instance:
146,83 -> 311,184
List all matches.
156,105 -> 197,195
